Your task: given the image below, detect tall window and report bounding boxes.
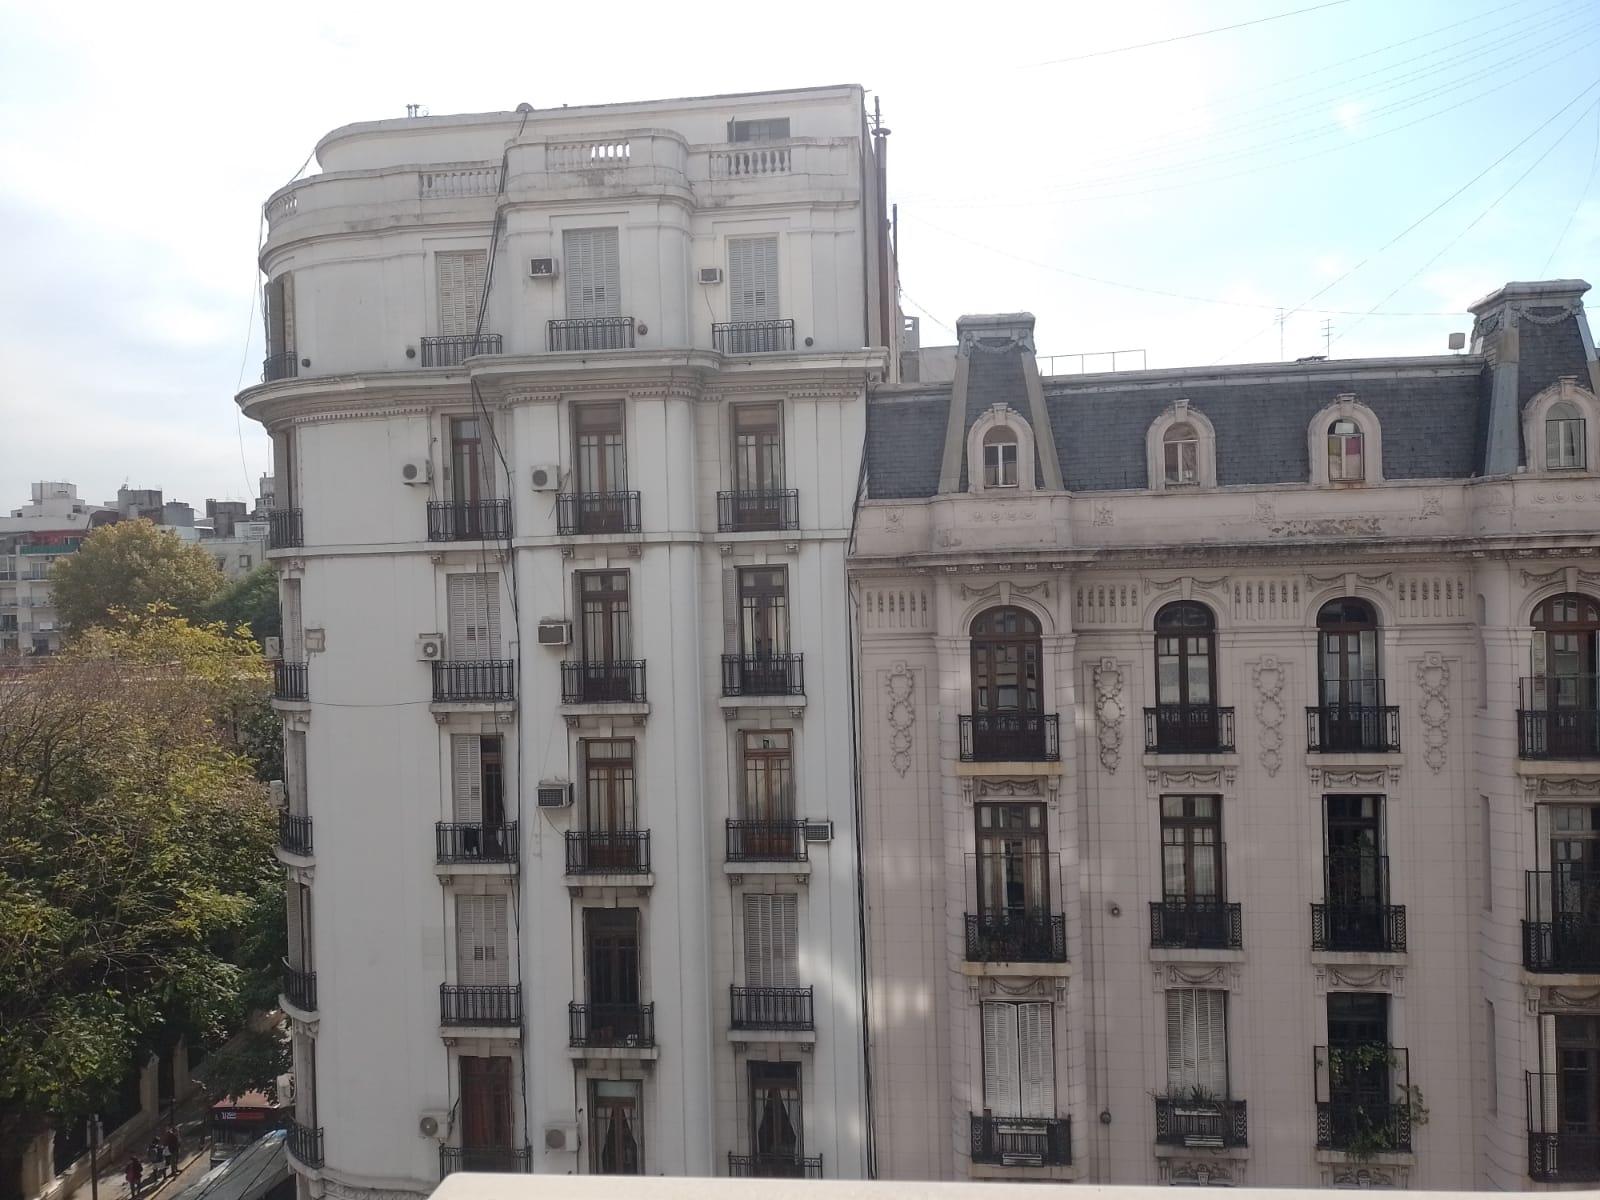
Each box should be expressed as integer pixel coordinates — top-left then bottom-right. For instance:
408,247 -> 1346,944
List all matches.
1549,805 -> 1600,925
1327,418 -> 1365,482
449,417 -> 494,505
982,428 -> 1019,488
1548,400 -> 1587,470
1325,795 -> 1384,910
1166,989 -> 1228,1097
729,237 -> 780,325
1163,423 -> 1199,486
459,1057 -> 514,1154
732,404 -> 784,492
563,228 -> 620,320
455,896 -> 509,986
436,251 -> 487,337
981,1001 -> 1055,1118
573,402 -> 626,494
1161,796 -> 1222,904
286,879 -> 313,972
1532,593 -> 1600,703
578,571 -> 631,663
975,802 -> 1049,918
583,739 -> 636,833
447,573 -> 501,661
584,908 -> 641,1036
1155,601 -> 1215,708
1554,1017 -> 1600,1148
589,1080 -> 642,1175
450,734 -> 507,858
741,731 -> 793,822
970,607 -> 1042,714
749,1062 -> 802,1161
1326,992 -> 1391,1117
264,272 -> 295,358
743,893 -> 799,989
1318,597 -> 1380,708
739,567 -> 789,656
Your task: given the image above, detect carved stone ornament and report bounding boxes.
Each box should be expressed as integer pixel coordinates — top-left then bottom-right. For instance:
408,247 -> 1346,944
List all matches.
1525,776 -> 1600,800
1270,516 -> 1383,538
1414,653 -> 1451,774
1323,1165 -> 1408,1190
1314,964 -> 1405,996
1417,492 -> 1442,519
884,662 -> 916,777
1092,504 -> 1115,527
1161,1159 -> 1238,1187
1147,767 -> 1236,793
1251,657 -> 1287,777
1310,766 -> 1400,788
1152,963 -> 1241,992
1093,658 -> 1126,773
1541,986 -> 1600,1012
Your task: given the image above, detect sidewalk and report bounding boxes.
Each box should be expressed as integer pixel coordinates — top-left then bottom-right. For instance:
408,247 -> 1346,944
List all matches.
56,1091 -> 214,1200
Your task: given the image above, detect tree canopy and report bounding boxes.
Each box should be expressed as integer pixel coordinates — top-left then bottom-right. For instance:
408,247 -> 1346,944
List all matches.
208,566 -> 282,643
50,520 -> 227,633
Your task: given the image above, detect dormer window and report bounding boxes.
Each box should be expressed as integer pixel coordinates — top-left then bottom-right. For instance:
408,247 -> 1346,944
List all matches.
1328,419 -> 1365,482
1163,423 -> 1199,486
983,428 -> 1019,488
1547,401 -> 1587,470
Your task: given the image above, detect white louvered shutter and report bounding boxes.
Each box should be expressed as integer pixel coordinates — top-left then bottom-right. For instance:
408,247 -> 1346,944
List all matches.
1018,1002 -> 1056,1118
285,882 -> 304,970
564,228 -> 620,319
742,894 -> 798,988
451,734 -> 482,823
447,573 -> 501,660
281,579 -> 304,661
1167,989 -> 1228,1097
437,252 -> 487,337
773,895 -> 798,987
982,1003 -> 1021,1117
457,896 -> 509,985
743,894 -> 771,987
281,273 -> 296,356
287,730 -> 308,816
729,236 -> 779,323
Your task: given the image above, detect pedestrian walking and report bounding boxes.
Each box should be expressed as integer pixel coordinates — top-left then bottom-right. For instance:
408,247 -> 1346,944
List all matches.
146,1138 -> 163,1182
162,1128 -> 181,1179
123,1157 -> 142,1199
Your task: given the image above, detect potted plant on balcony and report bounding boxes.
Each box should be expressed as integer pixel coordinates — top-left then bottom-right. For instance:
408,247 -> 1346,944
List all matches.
1320,1046 -> 1429,1161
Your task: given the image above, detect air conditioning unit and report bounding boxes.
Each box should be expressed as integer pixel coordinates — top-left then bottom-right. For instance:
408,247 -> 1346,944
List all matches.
537,619 -> 571,647
698,267 -> 723,285
530,464 -> 560,491
803,820 -> 834,843
417,1111 -> 450,1140
536,781 -> 573,809
529,258 -> 558,278
400,459 -> 432,485
543,1123 -> 577,1152
263,636 -> 282,659
416,634 -> 445,662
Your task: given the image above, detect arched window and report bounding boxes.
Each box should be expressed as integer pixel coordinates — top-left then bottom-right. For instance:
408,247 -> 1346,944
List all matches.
982,427 -> 1019,488
1547,401 -> 1587,470
1163,423 -> 1199,486
1314,598 -> 1390,751
971,606 -> 1042,713
1151,601 -> 1220,751
1529,594 -> 1600,757
1327,419 -> 1365,482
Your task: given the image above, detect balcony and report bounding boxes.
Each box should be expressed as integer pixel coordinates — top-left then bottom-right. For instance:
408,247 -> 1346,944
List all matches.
548,317 -> 634,352
278,812 -> 313,857
727,1153 -> 823,1179
564,830 -> 651,875
1518,677 -> 1600,758
713,320 -> 795,354
568,1002 -> 654,1048
426,499 -> 511,541
969,1115 -> 1072,1167
267,508 -> 303,550
1528,1071 -> 1600,1182
1314,1045 -> 1413,1154
1149,899 -> 1243,951
722,653 -> 805,697
272,661 -> 308,701
1144,705 -> 1235,753
1312,902 -> 1407,953
439,1146 -> 532,1177
730,985 -> 814,1031
965,912 -> 1067,963
440,984 -> 521,1027
435,821 -> 518,865
1154,1098 -> 1248,1149
1306,703 -> 1400,753
285,1118 -> 323,1169
561,660 -> 646,704
262,352 -> 298,383
1524,868 -> 1600,971
726,820 -> 808,862
282,964 -> 316,1013
556,491 -> 641,536
959,714 -> 1060,763
716,489 -> 800,533
432,660 -> 515,703
419,334 -> 502,368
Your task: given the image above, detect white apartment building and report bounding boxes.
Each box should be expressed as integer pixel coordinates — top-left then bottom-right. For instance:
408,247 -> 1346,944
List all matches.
239,86 -> 895,1198
0,482 -> 106,655
853,284 -> 1600,1189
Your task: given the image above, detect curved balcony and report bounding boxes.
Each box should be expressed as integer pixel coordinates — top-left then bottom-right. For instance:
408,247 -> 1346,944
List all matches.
282,964 -> 317,1013
277,812 -> 313,858
285,1119 -> 324,1169
272,661 -> 308,701
267,508 -> 303,549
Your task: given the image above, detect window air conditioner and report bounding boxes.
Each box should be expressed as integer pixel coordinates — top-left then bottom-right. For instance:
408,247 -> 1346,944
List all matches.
416,634 -> 445,662
537,619 -> 572,647
529,258 -> 557,279
698,267 -> 723,285
400,459 -> 432,485
537,782 -> 573,809
803,820 -> 834,843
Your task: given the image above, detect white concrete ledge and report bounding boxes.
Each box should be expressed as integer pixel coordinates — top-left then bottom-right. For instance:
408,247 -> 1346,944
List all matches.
727,1028 -> 817,1046
723,860 -> 811,878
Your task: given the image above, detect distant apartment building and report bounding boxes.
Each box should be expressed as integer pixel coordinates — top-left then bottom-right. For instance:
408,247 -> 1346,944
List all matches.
239,86 -> 895,1196
0,482 -> 105,655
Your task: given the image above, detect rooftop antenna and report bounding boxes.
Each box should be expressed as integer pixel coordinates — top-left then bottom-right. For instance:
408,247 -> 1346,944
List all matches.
1276,308 -> 1287,361
1322,318 -> 1333,357
870,95 -> 891,138
405,104 -> 428,118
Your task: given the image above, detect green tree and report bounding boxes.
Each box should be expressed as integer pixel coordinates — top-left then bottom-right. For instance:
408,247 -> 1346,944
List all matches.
51,520 -> 226,633
0,612 -> 280,1198
208,566 -> 282,643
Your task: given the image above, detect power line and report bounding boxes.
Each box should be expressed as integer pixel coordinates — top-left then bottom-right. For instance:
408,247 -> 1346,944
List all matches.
900,290 -> 957,337
1032,0 -> 1353,66
1541,102 -> 1600,274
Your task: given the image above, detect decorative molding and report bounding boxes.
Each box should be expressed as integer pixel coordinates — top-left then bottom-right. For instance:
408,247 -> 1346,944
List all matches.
1092,503 -> 1115,527
1309,766 -> 1400,788
1147,767 -> 1236,793
1153,963 -> 1241,991
1252,497 -> 1277,525
1250,656 -> 1287,777
884,662 -> 916,777
1542,986 -> 1600,1012
1525,776 -> 1600,798
1417,491 -> 1442,519
1093,658 -> 1126,773
1322,1164 -> 1408,1189
1414,653 -> 1452,774
1313,964 -> 1405,996
1270,516 -> 1383,538
1161,1159 -> 1240,1187
1520,567 -> 1567,586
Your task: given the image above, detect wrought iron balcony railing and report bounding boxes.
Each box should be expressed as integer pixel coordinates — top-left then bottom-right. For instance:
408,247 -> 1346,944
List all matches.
969,1114 -> 1071,1167
721,653 -> 805,697
713,320 -> 796,354
1524,868 -> 1600,971
959,713 -> 1060,763
262,352 -> 298,383
1144,705 -> 1235,753
267,508 -> 303,549
278,812 -> 313,857
561,660 -> 646,704
568,1002 -> 654,1048
439,1145 -> 532,1177
272,661 -> 308,701
1312,902 -> 1407,953
1154,1098 -> 1248,1148
548,317 -> 635,352
435,821 -> 518,865
432,660 -> 515,702
1518,679 -> 1600,758
727,1153 -> 823,1179
1315,1100 -> 1413,1154
419,333 -> 503,368
1314,1045 -> 1412,1154
285,1118 -> 323,1169
1529,1070 -> 1600,1182
440,984 -> 521,1027
725,819 -> 808,862
730,985 -> 814,1031
717,489 -> 799,532
556,491 -> 641,535
1149,899 -> 1243,950
564,830 -> 651,874
282,963 -> 317,1012
426,499 -> 511,541
1306,703 -> 1400,752
964,912 -> 1067,963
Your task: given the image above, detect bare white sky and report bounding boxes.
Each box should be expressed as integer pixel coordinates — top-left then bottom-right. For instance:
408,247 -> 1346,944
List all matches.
0,0 -> 1595,507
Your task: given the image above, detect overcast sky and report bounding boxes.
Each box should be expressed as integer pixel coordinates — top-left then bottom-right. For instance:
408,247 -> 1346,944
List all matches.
1,0 -> 1595,508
